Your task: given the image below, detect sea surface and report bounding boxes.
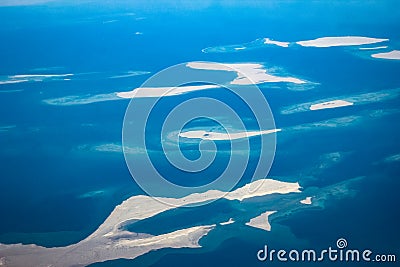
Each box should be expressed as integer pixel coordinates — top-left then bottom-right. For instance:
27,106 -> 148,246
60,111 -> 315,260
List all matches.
0,1 -> 399,266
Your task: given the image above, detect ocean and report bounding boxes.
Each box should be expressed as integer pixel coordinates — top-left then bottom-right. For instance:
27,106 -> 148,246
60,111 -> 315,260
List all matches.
0,1 -> 399,266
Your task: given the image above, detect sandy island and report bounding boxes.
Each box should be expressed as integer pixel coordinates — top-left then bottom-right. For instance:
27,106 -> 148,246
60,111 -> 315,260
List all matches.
300,196 -> 312,205
245,211 -> 277,231
186,62 -> 306,85
220,218 -> 235,226
0,179 -> 300,267
179,129 -> 281,141
0,80 -> 29,85
296,36 -> 388,48
117,84 -> 220,99
264,38 -> 289,47
371,50 -> 400,60
310,100 -> 354,111
359,46 -> 388,50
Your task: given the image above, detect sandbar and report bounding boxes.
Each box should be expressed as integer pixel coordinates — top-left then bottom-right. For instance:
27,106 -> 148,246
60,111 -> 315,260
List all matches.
10,74 -> 73,79
296,36 -> 388,48
179,129 -> 281,141
220,218 -> 235,226
310,100 -> 353,111
0,225 -> 215,267
245,211 -> 276,231
117,84 -> 219,98
264,38 -> 289,47
371,50 -> 400,60
282,88 -> 400,115
359,46 -> 388,50
384,153 -> 400,163
109,71 -> 150,79
0,80 -> 29,85
300,197 -> 312,205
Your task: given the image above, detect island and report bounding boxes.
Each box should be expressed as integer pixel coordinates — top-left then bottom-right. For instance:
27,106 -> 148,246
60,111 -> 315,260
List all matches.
371,50 -> 400,60
296,36 -> 388,47
117,84 -> 220,99
300,196 -> 312,205
310,100 -> 353,111
245,211 -> 277,232
263,38 -> 289,47
179,129 -> 281,141
220,218 -> 235,226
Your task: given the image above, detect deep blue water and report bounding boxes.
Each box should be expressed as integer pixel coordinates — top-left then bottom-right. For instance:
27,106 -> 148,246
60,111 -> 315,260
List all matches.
0,1 -> 399,266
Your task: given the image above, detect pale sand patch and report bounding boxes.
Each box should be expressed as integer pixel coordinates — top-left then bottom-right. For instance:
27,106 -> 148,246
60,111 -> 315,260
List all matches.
109,71 -> 150,79
310,100 -> 354,111
186,62 -> 306,85
0,225 -> 215,267
10,74 -> 73,79
81,143 -> 144,154
0,80 -> 29,85
224,179 -> 301,202
117,84 -> 219,98
287,115 -> 362,131
179,129 -> 281,141
101,144 -> 144,154
300,196 -> 312,205
245,211 -> 277,231
92,143 -> 123,153
264,38 -> 289,47
383,153 -> 400,163
220,218 -> 235,226
78,190 -> 106,199
43,93 -> 119,106
371,50 -> 400,60
114,225 -> 215,248
296,36 -> 388,48
0,125 -> 16,132
1,73 -> 73,85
